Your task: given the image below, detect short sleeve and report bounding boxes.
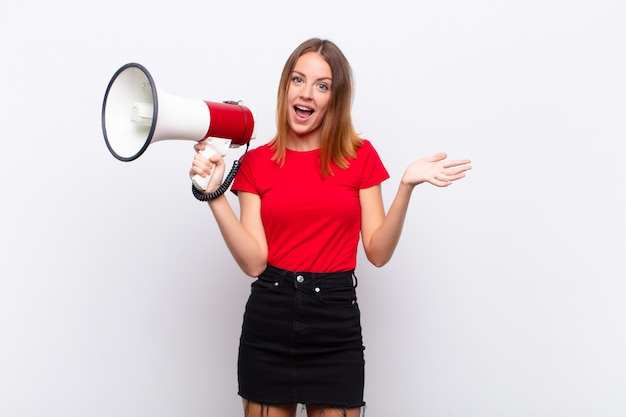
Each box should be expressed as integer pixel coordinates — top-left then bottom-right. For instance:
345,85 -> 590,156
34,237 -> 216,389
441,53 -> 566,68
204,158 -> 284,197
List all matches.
358,140 -> 390,189
230,148 -> 259,195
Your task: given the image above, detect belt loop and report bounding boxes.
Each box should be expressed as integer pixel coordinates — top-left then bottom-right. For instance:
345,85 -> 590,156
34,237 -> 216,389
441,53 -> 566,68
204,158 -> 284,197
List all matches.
281,268 -> 293,288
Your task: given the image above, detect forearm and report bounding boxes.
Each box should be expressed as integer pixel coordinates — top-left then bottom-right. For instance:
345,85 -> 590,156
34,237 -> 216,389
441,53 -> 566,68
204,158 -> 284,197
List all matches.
207,195 -> 267,277
365,182 -> 415,267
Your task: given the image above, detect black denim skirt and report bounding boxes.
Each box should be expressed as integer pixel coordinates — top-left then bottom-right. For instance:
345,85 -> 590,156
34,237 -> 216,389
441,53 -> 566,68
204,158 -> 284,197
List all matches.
237,264 -> 365,408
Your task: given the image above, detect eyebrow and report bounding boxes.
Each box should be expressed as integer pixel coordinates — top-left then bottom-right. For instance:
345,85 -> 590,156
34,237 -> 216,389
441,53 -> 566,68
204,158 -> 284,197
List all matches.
292,70 -> 332,83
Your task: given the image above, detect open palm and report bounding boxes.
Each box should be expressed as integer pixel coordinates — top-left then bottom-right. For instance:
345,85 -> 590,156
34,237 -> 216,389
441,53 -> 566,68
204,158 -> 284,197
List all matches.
402,152 -> 472,187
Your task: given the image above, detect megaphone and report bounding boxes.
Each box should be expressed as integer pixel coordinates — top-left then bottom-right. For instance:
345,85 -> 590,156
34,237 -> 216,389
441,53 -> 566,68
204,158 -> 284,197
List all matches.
101,62 -> 256,192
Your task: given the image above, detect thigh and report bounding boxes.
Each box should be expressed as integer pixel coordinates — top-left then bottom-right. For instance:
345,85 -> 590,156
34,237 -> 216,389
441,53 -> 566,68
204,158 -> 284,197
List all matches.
242,399 -> 297,417
306,405 -> 361,417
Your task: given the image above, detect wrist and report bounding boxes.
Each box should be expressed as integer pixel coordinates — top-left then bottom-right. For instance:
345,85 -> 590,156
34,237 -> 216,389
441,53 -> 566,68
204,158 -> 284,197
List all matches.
207,193 -> 227,205
399,177 -> 419,190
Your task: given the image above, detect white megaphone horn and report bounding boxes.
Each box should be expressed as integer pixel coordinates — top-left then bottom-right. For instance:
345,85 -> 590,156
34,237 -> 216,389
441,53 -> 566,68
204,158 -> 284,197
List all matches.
101,62 -> 256,192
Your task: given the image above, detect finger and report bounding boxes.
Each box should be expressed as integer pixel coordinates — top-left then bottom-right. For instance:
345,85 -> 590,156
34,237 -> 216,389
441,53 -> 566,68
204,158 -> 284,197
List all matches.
190,163 -> 207,177
195,152 -> 213,166
208,154 -> 223,164
443,159 -> 471,169
443,172 -> 466,182
444,165 -> 472,176
193,158 -> 213,174
431,177 -> 452,187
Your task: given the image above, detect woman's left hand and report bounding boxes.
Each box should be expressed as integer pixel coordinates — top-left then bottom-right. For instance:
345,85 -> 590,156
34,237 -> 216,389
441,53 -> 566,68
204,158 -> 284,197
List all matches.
402,152 -> 472,188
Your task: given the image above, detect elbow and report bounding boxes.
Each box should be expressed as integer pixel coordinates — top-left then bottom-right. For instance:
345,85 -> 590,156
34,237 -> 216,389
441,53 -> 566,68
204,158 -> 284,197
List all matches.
240,261 -> 268,278
232,250 -> 268,278
366,253 -> 391,268
364,243 -> 395,268
369,259 -> 389,268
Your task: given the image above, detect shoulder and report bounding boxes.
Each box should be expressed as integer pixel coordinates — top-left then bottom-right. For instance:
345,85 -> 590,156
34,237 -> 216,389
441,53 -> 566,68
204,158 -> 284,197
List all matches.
355,138 -> 381,158
357,138 -> 376,152
351,138 -> 390,185
245,142 -> 274,158
240,142 -> 274,166
232,142 -> 275,193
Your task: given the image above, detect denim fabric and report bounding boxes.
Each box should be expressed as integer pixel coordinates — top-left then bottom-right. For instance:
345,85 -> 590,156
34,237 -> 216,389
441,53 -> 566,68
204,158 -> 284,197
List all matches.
238,264 -> 365,408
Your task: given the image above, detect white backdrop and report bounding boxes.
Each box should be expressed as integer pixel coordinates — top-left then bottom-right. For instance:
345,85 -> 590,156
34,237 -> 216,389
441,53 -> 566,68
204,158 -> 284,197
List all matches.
2,1 -> 625,416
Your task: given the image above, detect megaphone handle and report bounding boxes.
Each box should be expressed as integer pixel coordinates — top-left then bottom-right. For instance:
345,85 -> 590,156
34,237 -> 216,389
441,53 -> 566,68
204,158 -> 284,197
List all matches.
191,144 -> 219,191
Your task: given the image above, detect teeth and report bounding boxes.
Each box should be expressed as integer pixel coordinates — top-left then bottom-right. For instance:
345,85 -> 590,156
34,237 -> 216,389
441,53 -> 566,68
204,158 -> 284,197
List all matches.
295,105 -> 313,112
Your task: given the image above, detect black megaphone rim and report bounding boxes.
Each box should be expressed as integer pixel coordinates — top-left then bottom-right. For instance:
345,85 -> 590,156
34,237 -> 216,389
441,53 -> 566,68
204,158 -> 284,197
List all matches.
101,62 -> 158,162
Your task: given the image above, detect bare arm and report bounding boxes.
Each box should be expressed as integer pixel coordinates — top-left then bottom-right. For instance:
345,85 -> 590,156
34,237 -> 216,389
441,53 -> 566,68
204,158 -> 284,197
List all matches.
190,143 -> 268,277
360,152 -> 471,267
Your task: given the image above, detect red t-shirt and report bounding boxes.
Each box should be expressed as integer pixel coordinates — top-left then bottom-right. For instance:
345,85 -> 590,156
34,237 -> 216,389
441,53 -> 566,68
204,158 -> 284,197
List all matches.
231,139 -> 390,273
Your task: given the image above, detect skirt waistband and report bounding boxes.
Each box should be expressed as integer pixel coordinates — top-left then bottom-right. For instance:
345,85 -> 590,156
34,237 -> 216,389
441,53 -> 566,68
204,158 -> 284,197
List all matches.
260,264 -> 357,288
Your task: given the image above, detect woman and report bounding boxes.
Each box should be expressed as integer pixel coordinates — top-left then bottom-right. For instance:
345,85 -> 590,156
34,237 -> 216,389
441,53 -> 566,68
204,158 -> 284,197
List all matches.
190,38 -> 471,417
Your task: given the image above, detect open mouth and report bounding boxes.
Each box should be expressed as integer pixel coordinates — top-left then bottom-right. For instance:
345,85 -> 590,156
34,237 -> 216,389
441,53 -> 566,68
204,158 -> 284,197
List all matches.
294,105 -> 314,117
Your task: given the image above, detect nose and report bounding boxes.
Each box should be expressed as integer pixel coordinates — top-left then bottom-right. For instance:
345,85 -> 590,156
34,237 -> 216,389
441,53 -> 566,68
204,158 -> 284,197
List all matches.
299,83 -> 314,99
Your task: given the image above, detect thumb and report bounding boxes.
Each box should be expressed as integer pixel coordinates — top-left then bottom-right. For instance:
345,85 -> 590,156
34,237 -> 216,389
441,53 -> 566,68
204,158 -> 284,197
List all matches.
430,152 -> 447,162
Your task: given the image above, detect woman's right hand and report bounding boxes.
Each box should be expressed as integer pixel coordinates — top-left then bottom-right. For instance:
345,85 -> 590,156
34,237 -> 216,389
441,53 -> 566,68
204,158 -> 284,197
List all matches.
189,142 -> 227,194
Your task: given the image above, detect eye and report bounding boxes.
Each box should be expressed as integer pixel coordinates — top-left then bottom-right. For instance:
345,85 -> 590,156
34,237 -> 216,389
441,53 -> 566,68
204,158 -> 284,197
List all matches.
291,76 -> 303,84
316,83 -> 329,91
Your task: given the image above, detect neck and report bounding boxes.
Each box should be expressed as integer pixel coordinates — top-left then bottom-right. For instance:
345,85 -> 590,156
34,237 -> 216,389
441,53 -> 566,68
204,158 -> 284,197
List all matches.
285,132 -> 321,151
